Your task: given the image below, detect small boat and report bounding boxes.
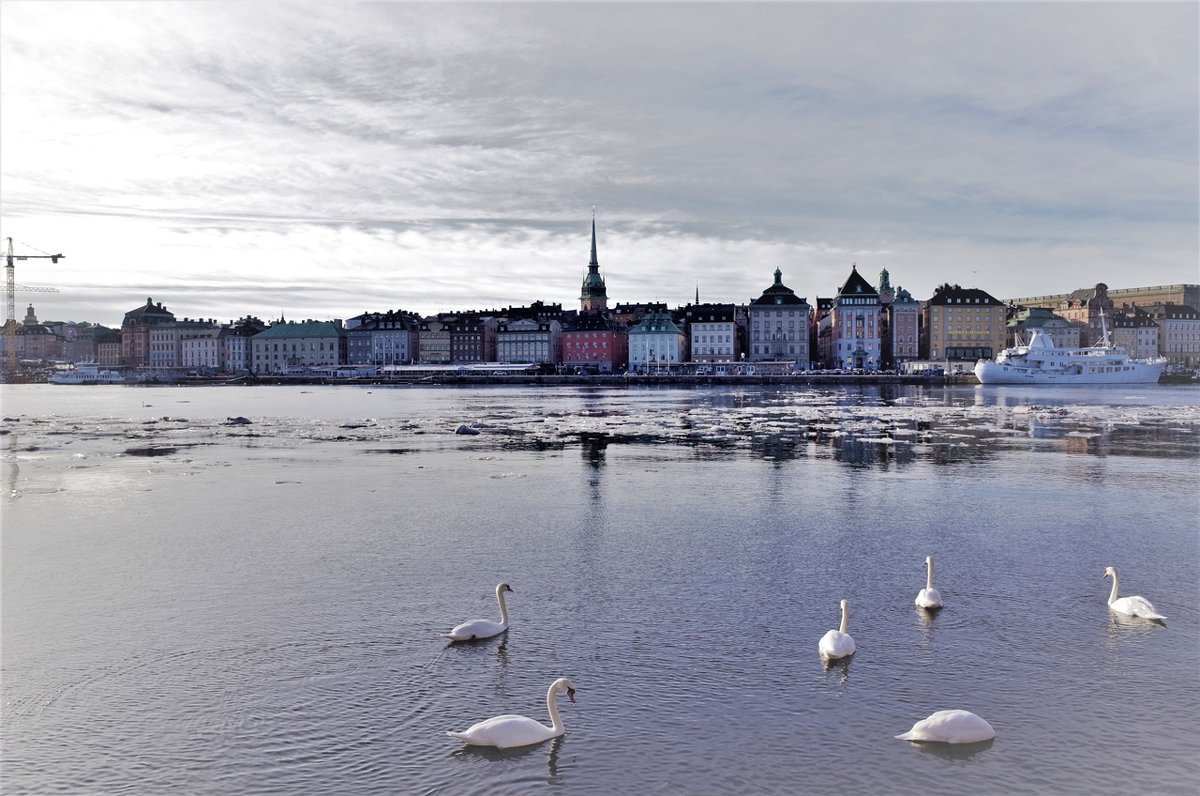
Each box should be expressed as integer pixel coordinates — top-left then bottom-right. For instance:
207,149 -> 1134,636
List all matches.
50,362 -> 127,385
974,312 -> 1166,385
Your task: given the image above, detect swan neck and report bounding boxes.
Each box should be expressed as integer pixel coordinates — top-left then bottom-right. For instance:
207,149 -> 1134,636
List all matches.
546,683 -> 564,733
926,559 -> 935,590
1107,572 -> 1119,605
496,587 -> 509,625
838,605 -> 849,635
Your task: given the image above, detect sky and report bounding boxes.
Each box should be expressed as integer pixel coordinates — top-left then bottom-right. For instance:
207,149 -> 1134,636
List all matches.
1,1 -> 1197,328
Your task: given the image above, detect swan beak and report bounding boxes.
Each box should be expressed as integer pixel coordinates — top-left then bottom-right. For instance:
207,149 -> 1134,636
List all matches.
567,688 -> 576,703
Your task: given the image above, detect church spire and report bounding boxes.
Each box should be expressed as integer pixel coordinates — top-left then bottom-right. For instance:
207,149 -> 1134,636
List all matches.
590,211 -> 599,268
581,210 -> 608,314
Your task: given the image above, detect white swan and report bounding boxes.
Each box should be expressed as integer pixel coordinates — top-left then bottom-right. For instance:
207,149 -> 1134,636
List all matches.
895,709 -> 995,744
915,555 -> 944,610
442,582 -> 513,641
1104,566 -> 1165,623
818,599 -> 856,660
447,677 -> 576,748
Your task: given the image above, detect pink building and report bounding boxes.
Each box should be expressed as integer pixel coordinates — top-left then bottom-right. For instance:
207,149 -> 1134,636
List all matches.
561,314 -> 626,373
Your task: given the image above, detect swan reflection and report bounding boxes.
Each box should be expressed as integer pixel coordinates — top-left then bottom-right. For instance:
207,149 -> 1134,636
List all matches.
904,737 -> 995,760
451,734 -> 566,781
1105,612 -> 1165,649
822,656 -> 851,684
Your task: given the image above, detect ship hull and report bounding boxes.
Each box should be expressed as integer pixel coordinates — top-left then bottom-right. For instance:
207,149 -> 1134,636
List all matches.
974,359 -> 1165,385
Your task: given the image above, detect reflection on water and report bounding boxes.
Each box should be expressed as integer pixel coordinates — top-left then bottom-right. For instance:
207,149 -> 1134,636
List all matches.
821,656 -> 852,686
452,734 -> 566,784
903,737 -> 996,761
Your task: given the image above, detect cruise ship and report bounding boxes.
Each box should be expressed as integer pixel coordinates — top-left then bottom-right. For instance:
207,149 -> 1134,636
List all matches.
49,362 -> 127,385
974,320 -> 1167,385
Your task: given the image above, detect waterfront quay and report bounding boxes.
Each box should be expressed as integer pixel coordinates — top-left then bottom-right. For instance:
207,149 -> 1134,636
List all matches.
196,372 -> 960,387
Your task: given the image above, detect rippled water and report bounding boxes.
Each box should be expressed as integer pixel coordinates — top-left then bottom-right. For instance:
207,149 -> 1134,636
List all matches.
2,383 -> 1198,795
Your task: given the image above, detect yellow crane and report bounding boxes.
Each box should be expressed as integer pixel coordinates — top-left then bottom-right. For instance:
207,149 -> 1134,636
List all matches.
4,237 -> 65,374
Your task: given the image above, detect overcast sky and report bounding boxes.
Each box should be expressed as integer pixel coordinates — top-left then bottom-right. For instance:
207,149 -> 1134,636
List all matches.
2,1 -> 1196,327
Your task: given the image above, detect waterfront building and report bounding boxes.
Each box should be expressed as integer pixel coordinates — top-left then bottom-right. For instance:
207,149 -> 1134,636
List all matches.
627,310 -> 686,373
830,265 -> 880,370
496,318 -> 562,364
417,317 -> 452,364
923,283 -> 1006,367
24,304 -> 64,360
1006,306 -> 1081,349
448,314 -> 499,363
813,297 -> 834,368
887,287 -> 920,366
345,310 -> 422,366
0,304 -> 65,362
96,328 -> 122,367
561,313 -> 626,373
61,323 -> 112,363
580,216 -> 608,315
679,303 -> 742,363
148,323 -> 182,369
221,316 -> 267,374
178,318 -> 221,373
1146,304 -> 1200,368
250,320 -> 346,374
121,297 -> 175,367
748,269 -> 811,368
1109,308 -> 1160,359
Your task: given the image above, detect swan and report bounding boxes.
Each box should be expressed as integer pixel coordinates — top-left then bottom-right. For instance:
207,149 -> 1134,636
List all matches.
447,677 -> 577,748
442,582 -> 513,641
895,709 -> 995,744
915,555 -> 944,610
818,599 -> 856,660
1104,566 -> 1165,623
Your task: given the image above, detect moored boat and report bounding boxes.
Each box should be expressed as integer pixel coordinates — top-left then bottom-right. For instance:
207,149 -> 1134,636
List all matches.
974,318 -> 1166,385
49,362 -> 127,385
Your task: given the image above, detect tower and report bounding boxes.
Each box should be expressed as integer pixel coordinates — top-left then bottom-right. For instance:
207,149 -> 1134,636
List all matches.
878,267 -> 895,306
580,214 -> 608,314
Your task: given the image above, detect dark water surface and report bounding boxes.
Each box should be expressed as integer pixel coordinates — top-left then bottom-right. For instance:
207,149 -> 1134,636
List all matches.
2,383 -> 1198,795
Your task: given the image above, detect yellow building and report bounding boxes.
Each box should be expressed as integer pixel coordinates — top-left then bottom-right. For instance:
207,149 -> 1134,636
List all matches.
922,283 -> 1006,368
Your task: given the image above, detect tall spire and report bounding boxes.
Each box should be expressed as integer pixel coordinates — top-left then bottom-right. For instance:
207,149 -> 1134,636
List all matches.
590,210 -> 599,268
581,209 -> 608,314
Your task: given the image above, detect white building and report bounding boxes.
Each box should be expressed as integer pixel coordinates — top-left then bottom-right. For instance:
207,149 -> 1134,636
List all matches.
682,304 -> 741,363
1109,310 -> 1159,359
628,310 -> 686,372
179,320 -> 221,373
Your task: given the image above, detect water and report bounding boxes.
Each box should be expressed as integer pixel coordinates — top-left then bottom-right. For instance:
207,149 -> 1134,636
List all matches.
2,383 -> 1198,795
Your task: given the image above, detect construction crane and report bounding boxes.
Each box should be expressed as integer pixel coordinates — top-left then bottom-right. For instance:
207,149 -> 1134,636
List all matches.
4,237 -> 65,374
6,237 -> 64,322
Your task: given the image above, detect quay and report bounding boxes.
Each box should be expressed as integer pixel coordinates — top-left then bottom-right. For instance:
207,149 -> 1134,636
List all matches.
186,372 -> 969,387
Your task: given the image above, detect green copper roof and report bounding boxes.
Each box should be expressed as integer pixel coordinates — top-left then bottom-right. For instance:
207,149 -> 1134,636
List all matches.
253,320 -> 343,339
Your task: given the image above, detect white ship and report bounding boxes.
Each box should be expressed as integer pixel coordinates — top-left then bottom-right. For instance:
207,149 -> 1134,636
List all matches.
974,315 -> 1166,385
50,362 -> 127,385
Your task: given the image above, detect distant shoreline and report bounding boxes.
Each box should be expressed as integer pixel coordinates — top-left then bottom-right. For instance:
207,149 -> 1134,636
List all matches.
169,373 -> 964,388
